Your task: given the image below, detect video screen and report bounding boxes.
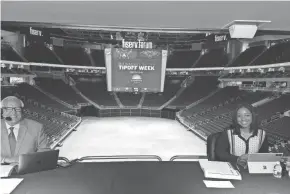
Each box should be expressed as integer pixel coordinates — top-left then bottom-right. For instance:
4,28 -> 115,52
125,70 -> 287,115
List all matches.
105,48 -> 167,92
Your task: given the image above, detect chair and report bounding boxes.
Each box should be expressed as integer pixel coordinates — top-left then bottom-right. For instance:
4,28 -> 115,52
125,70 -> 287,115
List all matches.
207,132 -> 222,161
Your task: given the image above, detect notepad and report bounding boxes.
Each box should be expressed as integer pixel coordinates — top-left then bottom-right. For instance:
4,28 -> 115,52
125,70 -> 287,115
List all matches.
199,160 -> 242,180
0,178 -> 23,194
203,180 -> 235,188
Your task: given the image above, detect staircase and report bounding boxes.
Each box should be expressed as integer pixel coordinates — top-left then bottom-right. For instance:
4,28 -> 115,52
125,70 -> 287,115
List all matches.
113,92 -> 124,108
70,84 -> 103,109
138,93 -> 146,108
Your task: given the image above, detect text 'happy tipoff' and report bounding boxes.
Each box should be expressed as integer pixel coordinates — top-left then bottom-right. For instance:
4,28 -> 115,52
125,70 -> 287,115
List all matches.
119,65 -> 155,71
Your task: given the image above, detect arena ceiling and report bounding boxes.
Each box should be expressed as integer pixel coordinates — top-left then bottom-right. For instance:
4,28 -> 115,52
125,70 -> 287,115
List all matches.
2,1 -> 290,31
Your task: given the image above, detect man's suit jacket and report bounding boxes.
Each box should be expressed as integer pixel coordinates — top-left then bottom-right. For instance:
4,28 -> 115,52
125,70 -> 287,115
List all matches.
1,118 -> 50,160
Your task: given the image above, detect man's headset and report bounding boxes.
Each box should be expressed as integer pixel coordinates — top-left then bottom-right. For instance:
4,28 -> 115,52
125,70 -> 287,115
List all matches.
1,96 -> 24,121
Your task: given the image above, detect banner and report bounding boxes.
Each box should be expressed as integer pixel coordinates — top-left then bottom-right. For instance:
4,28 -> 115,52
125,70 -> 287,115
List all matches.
105,48 -> 167,92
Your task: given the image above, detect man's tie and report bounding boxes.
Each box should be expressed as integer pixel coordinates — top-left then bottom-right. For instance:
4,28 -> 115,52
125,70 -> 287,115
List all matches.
9,127 -> 17,156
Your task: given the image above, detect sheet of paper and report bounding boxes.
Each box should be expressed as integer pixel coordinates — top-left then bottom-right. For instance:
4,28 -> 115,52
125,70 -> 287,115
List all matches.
199,161 -> 237,175
0,178 -> 23,194
0,165 -> 16,178
203,180 -> 235,188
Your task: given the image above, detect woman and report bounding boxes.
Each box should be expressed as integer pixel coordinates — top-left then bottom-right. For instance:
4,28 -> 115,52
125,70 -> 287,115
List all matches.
215,103 -> 269,168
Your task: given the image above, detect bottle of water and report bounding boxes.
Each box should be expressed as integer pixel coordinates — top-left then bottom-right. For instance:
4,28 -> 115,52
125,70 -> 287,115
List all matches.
273,161 -> 282,178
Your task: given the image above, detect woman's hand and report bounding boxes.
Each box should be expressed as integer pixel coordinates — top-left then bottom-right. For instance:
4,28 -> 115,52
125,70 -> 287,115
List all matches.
237,154 -> 248,169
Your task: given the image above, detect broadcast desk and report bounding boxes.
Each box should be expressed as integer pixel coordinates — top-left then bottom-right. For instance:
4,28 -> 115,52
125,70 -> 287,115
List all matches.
9,162 -> 290,194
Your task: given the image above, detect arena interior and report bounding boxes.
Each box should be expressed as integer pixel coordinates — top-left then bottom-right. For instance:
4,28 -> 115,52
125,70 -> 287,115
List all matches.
1,1 -> 290,162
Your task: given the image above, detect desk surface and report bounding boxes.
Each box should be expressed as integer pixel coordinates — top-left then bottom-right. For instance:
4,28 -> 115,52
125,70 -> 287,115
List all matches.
10,162 -> 290,194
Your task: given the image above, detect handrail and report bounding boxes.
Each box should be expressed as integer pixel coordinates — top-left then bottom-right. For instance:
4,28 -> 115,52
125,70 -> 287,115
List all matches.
78,155 -> 162,161
170,155 -> 208,161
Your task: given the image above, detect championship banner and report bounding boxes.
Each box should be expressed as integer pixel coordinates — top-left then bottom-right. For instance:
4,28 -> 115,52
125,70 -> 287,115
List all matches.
105,48 -> 168,92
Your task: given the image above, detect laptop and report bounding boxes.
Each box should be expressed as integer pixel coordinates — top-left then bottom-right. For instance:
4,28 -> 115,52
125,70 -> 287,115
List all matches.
17,150 -> 59,175
247,153 -> 283,174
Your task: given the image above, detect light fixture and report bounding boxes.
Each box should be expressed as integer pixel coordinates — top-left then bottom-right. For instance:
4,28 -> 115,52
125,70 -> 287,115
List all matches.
223,20 -> 271,39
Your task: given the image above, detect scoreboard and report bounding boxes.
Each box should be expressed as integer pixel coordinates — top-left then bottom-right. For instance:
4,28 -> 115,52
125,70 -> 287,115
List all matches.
105,48 -> 168,93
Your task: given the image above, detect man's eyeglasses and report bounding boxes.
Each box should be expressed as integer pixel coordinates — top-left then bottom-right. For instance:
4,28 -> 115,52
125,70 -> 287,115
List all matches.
2,107 -> 22,112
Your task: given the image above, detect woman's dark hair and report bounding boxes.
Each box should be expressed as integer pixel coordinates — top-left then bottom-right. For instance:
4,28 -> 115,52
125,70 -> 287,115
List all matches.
231,103 -> 259,135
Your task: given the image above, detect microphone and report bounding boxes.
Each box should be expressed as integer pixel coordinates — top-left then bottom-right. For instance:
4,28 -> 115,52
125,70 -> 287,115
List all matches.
5,117 -> 12,121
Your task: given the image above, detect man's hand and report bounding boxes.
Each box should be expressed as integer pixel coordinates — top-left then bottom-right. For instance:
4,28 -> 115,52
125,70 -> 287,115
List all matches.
3,156 -> 19,165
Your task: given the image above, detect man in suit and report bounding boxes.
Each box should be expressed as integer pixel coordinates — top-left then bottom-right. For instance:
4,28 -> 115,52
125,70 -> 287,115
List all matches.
1,96 -> 50,164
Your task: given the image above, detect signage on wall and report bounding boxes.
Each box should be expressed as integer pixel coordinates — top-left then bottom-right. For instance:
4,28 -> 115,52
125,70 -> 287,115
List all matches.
27,27 -> 50,43
122,39 -> 153,49
214,34 -> 228,42
29,27 -> 43,37
206,33 -> 229,43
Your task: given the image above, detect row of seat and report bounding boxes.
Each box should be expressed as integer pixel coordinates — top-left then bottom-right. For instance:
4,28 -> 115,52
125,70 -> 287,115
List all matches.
14,83 -> 70,112
228,41 -> 290,67
170,76 -> 220,108
34,77 -> 86,106
194,48 -> 228,68
3,40 -> 289,69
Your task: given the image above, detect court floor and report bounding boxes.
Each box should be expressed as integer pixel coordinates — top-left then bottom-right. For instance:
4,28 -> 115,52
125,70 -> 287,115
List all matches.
59,117 -> 206,161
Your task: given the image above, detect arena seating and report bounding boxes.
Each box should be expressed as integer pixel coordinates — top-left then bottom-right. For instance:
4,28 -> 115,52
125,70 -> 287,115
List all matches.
170,76 -> 219,108
252,41 -> 290,65
117,93 -> 142,107
75,80 -> 118,106
256,94 -> 290,121
166,50 -> 201,68
194,48 -> 228,67
1,66 -> 32,75
1,86 -> 16,99
11,67 -> 32,75
34,77 -> 86,106
1,43 -> 23,62
23,102 -> 80,146
262,117 -> 290,144
53,46 -> 91,66
228,45 -> 267,67
142,78 -> 182,107
1,66 -> 15,74
9,83 -> 70,112
90,49 -> 106,67
24,42 -> 60,64
2,38 -> 290,149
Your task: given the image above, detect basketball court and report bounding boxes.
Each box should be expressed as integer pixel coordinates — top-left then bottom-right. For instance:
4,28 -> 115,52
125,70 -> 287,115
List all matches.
59,117 -> 206,161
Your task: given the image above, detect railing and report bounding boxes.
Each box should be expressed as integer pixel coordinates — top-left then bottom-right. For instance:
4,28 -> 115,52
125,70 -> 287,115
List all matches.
170,155 -> 208,161
98,108 -> 176,120
51,117 -> 82,149
77,155 -> 162,162
1,60 -> 290,71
